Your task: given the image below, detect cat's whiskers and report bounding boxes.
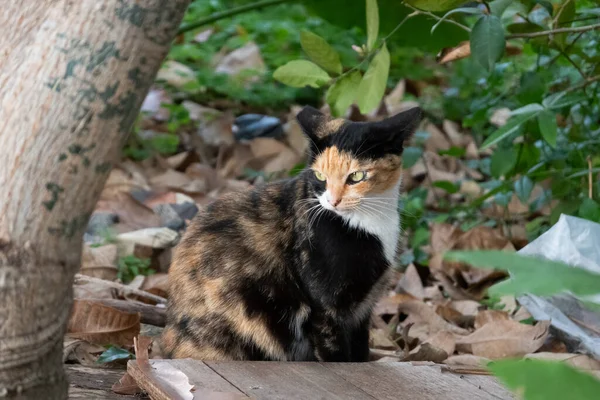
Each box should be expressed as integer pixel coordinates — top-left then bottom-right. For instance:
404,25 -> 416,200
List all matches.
358,203 -> 389,220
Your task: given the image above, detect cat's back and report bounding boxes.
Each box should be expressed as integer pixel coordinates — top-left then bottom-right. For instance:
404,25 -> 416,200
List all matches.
163,178 -> 305,360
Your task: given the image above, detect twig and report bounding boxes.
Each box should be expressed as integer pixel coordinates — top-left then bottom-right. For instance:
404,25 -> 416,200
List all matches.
74,274 -> 167,304
588,156 -> 593,199
565,75 -> 600,93
403,4 -> 471,32
558,49 -> 587,81
507,23 -> 600,39
177,0 -> 288,35
401,323 -> 414,359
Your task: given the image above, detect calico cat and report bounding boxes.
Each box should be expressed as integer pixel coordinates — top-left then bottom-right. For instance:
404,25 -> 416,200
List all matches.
161,105 -> 422,362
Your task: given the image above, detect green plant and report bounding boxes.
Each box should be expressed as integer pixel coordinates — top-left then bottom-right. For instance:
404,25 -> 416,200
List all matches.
117,255 -> 154,284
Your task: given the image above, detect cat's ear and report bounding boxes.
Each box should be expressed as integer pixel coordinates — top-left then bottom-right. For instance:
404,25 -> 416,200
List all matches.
368,107 -> 422,152
296,106 -> 326,142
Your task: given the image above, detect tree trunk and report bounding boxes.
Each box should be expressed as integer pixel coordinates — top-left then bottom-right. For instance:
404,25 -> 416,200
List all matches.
0,1 -> 190,398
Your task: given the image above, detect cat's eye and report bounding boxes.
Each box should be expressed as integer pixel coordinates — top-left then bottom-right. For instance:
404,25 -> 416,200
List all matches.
348,171 -> 366,183
314,171 -> 326,181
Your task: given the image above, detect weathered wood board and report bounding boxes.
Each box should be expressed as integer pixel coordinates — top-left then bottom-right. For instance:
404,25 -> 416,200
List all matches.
127,360 -> 515,400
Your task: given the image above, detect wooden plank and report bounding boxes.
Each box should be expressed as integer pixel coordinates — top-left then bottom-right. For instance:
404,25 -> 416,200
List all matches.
68,387 -> 126,399
66,365 -> 127,393
324,362 -> 511,400
165,359 -> 247,395
128,359 -> 248,400
206,361 -> 376,400
456,374 -> 516,400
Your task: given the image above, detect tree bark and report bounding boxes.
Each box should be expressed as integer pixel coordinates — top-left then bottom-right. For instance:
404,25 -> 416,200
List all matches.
0,1 -> 190,398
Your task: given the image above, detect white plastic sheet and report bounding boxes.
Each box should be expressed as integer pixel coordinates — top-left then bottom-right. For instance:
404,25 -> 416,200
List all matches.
516,214 -> 600,358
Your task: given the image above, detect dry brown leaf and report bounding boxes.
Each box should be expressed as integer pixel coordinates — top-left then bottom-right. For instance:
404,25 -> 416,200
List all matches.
215,41 -> 266,77
141,273 -> 169,301
101,167 -> 150,200
261,146 -> 302,174
450,300 -> 482,317
396,264 -> 424,300
166,151 -> 196,171
459,181 -> 483,197
95,192 -> 162,232
438,41 -> 471,64
384,80 -> 406,111
465,141 -> 480,160
512,305 -> 532,322
80,244 -> 118,281
156,61 -> 195,88
67,300 -> 141,347
374,293 -> 416,317
443,120 -> 470,147
429,224 -> 511,300
435,304 -> 474,329
117,227 -> 179,250
428,330 -> 456,355
399,300 -> 469,341
444,354 -> 491,367
474,310 -> 510,330
112,372 -> 142,395
149,169 -> 192,190
405,343 -> 449,363
524,353 -> 600,371
424,123 -> 451,153
438,42 -> 520,65
370,329 -> 398,350
63,337 -> 105,366
405,331 -> 455,363
134,335 -> 153,364
456,320 -> 550,359
430,223 -> 461,255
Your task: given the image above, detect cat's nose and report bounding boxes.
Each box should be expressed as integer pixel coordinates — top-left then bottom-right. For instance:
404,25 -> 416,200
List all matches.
329,197 -> 341,207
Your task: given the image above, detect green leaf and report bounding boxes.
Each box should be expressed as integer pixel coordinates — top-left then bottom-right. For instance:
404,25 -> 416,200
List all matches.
511,103 -> 544,115
538,110 -> 557,148
366,0 -> 379,51
481,111 -> 539,149
514,175 -> 533,204
490,147 -> 518,178
97,346 -> 133,364
273,60 -> 331,88
489,359 -> 600,400
554,0 -> 576,50
579,198 -> 600,222
444,250 -> 600,297
439,146 -> 466,157
543,92 -> 587,109
403,146 -> 423,168
356,44 -> 390,114
300,31 -> 342,74
489,0 -> 513,17
431,7 -> 482,34
326,71 -> 362,117
433,180 -> 459,194
404,0 -> 470,12
517,72 -> 545,105
470,15 -> 506,71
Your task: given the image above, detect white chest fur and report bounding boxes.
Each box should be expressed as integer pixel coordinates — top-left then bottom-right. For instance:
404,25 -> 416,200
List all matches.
340,183 -> 401,266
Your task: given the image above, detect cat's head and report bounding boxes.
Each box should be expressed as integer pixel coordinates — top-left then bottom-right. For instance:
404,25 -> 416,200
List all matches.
296,106 -> 422,216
